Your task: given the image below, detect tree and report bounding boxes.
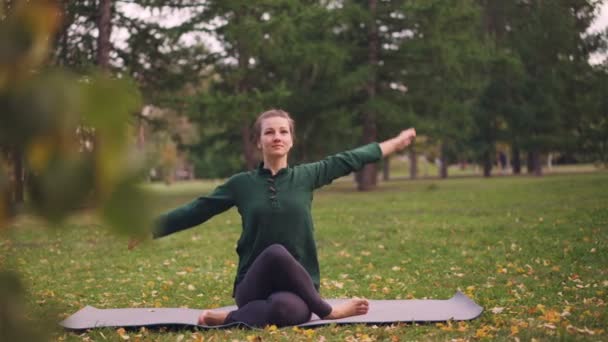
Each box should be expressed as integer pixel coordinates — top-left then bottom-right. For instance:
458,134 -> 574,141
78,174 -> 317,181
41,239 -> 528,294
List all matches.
505,0 -> 602,175
185,1 -> 292,170
97,0 -> 111,69
328,0 -> 418,187
470,0 -> 529,177
187,1 -> 362,174
399,0 -> 487,178
356,0 -> 380,190
577,64 -> 608,166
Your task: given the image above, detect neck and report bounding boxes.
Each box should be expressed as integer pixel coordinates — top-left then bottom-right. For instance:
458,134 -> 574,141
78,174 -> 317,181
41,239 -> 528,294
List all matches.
263,156 -> 288,175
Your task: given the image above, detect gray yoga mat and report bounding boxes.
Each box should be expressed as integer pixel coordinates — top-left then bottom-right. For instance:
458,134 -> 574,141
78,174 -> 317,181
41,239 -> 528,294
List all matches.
60,292 -> 482,330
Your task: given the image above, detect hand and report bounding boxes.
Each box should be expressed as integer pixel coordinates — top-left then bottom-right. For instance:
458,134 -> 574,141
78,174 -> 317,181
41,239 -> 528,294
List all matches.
394,128 -> 416,151
379,128 -> 417,157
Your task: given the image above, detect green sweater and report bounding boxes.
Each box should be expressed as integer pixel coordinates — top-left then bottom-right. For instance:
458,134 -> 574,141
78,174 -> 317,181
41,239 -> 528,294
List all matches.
153,143 -> 382,292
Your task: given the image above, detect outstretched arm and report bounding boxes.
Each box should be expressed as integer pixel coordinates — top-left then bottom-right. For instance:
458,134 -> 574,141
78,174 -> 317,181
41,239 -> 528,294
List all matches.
128,181 -> 235,250
379,128 -> 416,157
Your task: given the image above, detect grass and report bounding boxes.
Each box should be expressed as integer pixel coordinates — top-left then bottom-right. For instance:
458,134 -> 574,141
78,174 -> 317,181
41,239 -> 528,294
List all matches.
386,155 -> 602,179
2,169 -> 607,341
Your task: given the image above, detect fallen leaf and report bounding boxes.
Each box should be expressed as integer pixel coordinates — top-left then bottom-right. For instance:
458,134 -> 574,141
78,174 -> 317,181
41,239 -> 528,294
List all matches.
539,309 -> 561,323
490,307 -> 504,314
510,325 -> 519,335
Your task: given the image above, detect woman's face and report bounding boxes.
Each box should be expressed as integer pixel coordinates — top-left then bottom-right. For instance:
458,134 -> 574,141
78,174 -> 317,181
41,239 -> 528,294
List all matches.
257,116 -> 293,160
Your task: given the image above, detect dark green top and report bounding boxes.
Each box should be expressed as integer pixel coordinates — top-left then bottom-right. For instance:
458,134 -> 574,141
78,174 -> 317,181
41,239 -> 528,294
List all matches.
153,142 -> 382,292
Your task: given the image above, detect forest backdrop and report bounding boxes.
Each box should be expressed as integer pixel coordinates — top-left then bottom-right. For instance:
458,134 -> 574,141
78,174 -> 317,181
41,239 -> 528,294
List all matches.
2,0 -> 608,209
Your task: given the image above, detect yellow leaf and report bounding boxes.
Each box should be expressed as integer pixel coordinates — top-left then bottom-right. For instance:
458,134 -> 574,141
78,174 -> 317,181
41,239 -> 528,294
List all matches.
456,321 -> 468,332
303,329 -> 315,338
116,327 -> 130,340
359,333 -> 372,342
437,322 -> 452,331
475,325 -> 493,338
510,326 -> 519,335
539,309 -> 561,323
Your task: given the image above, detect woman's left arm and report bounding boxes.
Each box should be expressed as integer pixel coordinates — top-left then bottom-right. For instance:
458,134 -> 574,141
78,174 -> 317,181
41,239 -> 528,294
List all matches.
379,128 -> 416,157
300,128 -> 416,189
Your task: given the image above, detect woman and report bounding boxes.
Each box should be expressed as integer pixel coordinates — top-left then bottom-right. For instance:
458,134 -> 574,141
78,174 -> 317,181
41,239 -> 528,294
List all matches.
132,109 -> 416,327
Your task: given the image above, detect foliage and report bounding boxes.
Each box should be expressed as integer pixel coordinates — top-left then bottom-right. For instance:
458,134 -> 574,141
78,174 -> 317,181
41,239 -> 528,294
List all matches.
577,65 -> 608,166
52,0 -> 208,100
0,0 -> 152,339
498,0 -> 603,173
398,0 -> 488,176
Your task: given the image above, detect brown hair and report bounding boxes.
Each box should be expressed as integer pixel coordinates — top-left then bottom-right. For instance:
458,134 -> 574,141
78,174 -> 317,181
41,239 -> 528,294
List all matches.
252,109 -> 295,144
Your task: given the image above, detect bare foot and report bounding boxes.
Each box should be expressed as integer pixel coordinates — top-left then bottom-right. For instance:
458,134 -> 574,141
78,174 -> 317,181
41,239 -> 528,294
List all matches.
324,298 -> 369,319
197,310 -> 229,326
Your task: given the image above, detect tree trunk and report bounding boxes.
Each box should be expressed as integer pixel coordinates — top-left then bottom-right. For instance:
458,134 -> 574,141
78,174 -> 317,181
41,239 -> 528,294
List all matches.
137,118 -> 145,151
482,150 -> 492,177
409,145 -> 417,180
382,157 -> 390,181
12,148 -> 24,204
357,0 -> 379,191
234,10 -> 257,171
358,162 -> 377,190
241,125 -> 257,170
512,144 -> 521,174
96,0 -> 112,69
439,143 -> 448,179
527,151 -> 534,174
440,158 -> 448,178
531,150 -> 542,176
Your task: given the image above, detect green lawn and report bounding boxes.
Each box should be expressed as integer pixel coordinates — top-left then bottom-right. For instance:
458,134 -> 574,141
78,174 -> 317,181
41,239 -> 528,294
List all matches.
2,171 -> 607,341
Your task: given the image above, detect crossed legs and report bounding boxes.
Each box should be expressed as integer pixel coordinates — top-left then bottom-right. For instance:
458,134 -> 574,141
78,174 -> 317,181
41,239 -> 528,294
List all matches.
198,244 -> 368,327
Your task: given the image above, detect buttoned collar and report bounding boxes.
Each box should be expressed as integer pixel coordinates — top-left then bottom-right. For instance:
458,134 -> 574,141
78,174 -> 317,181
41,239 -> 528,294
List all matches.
256,162 -> 290,178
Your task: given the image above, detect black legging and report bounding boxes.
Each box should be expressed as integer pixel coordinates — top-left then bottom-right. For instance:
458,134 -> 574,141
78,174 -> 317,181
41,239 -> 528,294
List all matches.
224,244 -> 333,327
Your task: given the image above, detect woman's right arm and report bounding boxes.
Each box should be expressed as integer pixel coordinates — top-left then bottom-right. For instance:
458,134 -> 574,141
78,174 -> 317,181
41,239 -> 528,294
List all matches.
129,181 -> 235,249
152,182 -> 235,238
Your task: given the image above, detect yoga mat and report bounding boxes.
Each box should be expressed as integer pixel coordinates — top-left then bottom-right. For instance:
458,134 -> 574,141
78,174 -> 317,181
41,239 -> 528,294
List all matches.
60,292 -> 482,330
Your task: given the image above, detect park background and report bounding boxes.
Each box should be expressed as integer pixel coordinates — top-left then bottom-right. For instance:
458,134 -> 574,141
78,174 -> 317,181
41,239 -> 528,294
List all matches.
1,0 -> 607,341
